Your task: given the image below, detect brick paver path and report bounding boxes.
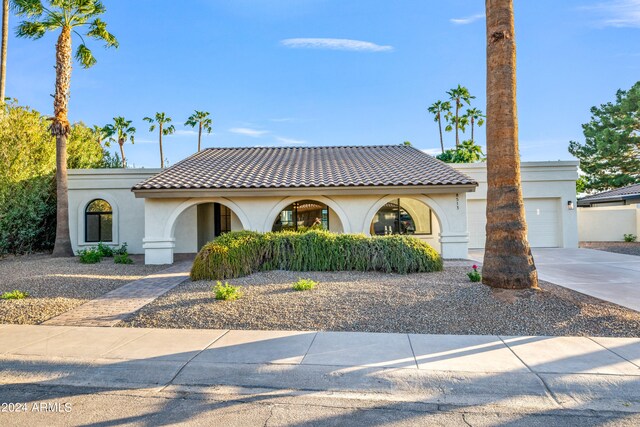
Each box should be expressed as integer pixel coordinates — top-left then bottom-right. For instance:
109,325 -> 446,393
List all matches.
44,262 -> 191,327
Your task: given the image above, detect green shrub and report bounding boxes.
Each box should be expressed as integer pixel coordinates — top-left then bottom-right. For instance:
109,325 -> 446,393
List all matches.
293,278 -> 317,291
1,290 -> 29,300
114,253 -> 133,264
213,281 -> 243,301
113,242 -> 129,256
191,230 -> 443,281
77,248 -> 102,264
97,242 -> 114,257
467,264 -> 482,282
624,234 -> 637,242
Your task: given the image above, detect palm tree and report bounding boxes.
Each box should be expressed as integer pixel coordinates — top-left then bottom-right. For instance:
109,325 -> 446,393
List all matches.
446,85 -> 475,147
465,107 -> 485,143
185,110 -> 212,152
144,112 -> 175,168
92,124 -> 108,147
13,0 -> 118,257
104,117 -> 135,168
1,0 -> 8,102
427,100 -> 451,153
483,0 -> 538,289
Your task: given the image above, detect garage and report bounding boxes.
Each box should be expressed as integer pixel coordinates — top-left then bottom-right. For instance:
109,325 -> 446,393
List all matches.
468,198 -> 560,249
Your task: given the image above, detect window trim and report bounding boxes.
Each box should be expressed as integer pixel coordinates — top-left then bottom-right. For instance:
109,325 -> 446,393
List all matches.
85,199 -> 114,243
77,194 -> 119,248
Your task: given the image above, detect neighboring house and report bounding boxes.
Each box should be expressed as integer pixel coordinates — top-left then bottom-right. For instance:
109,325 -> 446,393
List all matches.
577,183 -> 640,207
67,145 -> 579,264
577,184 -> 640,241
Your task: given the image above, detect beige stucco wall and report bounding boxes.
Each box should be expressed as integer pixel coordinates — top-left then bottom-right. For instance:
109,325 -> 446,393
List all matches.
578,204 -> 639,241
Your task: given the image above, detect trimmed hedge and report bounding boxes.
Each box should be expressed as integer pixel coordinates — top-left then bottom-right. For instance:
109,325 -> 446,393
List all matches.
190,230 -> 443,281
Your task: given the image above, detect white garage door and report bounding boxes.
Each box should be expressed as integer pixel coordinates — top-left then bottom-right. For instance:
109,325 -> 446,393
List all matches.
468,198 -> 560,248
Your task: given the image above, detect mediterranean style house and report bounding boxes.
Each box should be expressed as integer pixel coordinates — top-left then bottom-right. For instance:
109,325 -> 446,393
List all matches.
67,145 -> 580,264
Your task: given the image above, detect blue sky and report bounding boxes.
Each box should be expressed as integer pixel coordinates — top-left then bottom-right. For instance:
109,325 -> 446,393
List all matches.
7,0 -> 640,167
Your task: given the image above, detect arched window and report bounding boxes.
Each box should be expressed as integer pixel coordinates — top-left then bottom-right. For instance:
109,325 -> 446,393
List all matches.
370,198 -> 432,236
272,200 -> 329,232
85,199 -> 113,242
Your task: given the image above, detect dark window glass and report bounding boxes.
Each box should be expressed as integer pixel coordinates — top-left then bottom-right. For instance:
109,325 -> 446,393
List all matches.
272,200 -> 329,232
214,203 -> 231,237
370,199 -> 431,236
85,199 -> 113,242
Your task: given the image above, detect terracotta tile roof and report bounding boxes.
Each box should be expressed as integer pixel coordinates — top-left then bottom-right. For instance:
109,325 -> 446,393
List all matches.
578,183 -> 640,206
132,145 -> 477,191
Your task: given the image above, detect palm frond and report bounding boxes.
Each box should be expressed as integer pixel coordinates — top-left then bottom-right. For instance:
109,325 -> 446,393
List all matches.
163,124 -> 176,135
86,18 -> 118,48
15,20 -> 47,39
75,43 -> 97,68
11,0 -> 44,17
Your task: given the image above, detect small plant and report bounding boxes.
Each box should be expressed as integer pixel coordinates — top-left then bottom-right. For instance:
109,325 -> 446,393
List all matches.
77,248 -> 102,264
213,281 -> 243,301
114,253 -> 133,264
97,242 -> 114,257
624,234 -> 637,243
1,290 -> 29,300
468,264 -> 481,282
293,278 -> 317,291
113,242 -> 129,256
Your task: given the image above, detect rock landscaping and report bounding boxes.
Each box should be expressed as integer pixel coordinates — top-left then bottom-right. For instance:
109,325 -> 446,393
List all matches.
0,254 -> 165,324
121,264 -> 640,337
580,241 -> 640,257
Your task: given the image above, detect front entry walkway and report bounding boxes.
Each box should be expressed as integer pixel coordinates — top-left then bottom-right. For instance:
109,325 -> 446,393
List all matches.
469,248 -> 640,312
43,262 -> 191,327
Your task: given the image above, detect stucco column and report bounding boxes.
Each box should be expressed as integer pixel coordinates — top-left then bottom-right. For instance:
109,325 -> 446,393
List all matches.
143,238 -> 175,265
439,232 -> 469,259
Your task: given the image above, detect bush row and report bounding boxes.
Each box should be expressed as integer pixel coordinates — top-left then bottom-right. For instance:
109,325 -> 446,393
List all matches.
190,230 -> 443,281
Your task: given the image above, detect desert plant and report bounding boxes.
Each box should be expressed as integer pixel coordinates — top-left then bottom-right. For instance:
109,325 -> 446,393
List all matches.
113,242 -> 128,256
293,278 -> 317,291
114,253 -> 133,264
77,248 -> 102,264
468,264 -> 481,282
96,241 -> 113,257
213,281 -> 243,301
191,230 -> 443,281
1,289 -> 29,300
624,234 -> 637,243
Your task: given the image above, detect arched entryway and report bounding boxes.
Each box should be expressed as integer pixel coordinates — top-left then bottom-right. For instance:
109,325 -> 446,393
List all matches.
366,196 -> 443,253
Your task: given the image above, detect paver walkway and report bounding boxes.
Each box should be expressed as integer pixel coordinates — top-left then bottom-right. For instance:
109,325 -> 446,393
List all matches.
469,248 -> 640,312
43,262 -> 191,327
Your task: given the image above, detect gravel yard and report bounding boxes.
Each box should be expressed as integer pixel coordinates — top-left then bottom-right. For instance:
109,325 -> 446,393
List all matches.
580,241 -> 640,257
0,254 -> 165,324
121,265 -> 640,337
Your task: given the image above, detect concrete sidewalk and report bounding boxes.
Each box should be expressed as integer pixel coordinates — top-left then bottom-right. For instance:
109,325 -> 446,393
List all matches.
1,324 -> 639,418
469,248 -> 640,312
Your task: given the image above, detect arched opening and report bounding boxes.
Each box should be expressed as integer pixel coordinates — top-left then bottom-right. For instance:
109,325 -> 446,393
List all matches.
170,200 -> 246,254
85,199 -> 113,243
369,197 -> 442,252
272,200 -> 329,232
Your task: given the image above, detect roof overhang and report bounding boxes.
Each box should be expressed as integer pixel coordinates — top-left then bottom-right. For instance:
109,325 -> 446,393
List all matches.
132,184 -> 478,199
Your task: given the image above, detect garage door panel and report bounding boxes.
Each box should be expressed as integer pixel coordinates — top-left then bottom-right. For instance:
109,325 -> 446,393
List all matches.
468,198 -> 559,248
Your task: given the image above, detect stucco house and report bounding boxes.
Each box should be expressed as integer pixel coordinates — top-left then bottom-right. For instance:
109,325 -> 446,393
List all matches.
577,184 -> 640,241
67,145 -> 579,264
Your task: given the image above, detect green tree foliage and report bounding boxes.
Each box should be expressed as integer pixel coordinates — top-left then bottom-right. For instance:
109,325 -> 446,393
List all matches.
0,101 -> 115,254
568,82 -> 640,192
436,140 -> 485,163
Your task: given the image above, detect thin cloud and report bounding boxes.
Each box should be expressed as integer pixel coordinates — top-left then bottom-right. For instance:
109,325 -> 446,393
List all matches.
229,127 -> 269,137
422,148 -> 441,156
586,0 -> 640,27
281,38 -> 393,52
173,129 -> 214,137
276,136 -> 306,145
450,13 -> 485,25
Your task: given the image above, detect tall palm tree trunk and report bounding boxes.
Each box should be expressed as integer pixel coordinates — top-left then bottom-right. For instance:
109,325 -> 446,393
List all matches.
119,139 -> 126,168
198,122 -> 202,152
159,124 -> 164,168
471,117 -> 475,143
482,0 -> 537,289
0,0 -> 8,102
51,26 -> 74,257
454,101 -> 460,147
437,114 -> 444,153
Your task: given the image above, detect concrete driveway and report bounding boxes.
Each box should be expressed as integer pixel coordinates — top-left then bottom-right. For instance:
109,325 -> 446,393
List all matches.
469,248 -> 640,312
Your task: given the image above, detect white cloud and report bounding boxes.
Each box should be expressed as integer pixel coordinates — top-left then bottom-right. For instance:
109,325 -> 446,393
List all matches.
173,129 -> 214,137
270,117 -> 295,122
229,127 -> 269,137
281,38 -> 393,52
450,13 -> 485,25
587,0 -> 640,27
421,148 -> 442,156
276,136 -> 306,145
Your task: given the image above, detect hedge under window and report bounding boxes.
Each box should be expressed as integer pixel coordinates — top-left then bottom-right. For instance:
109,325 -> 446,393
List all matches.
85,199 -> 113,243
